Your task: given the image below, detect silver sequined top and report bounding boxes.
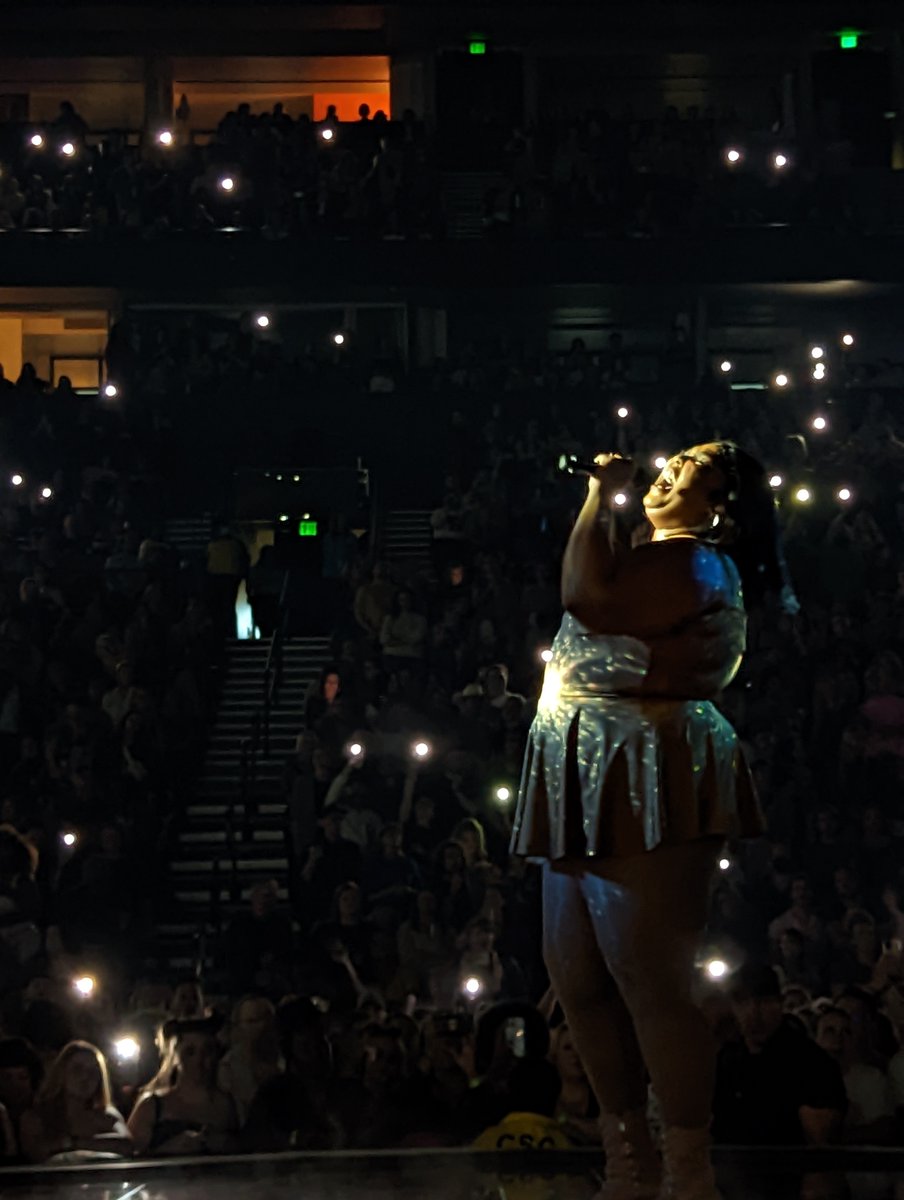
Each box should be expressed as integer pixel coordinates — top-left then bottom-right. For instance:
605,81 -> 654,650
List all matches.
511,547 -> 763,859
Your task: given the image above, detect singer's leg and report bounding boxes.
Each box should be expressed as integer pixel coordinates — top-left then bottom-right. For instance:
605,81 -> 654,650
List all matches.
581,838 -> 722,1129
543,860 -> 647,1113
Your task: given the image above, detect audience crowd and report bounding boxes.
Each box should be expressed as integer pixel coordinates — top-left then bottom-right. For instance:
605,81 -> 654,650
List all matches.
3,316 -> 904,1167
485,106 -> 870,238
0,98 -> 885,242
0,100 -> 441,241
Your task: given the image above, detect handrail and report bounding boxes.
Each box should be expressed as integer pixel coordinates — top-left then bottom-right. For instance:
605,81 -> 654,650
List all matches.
262,571 -> 291,756
368,469 -> 382,562
234,570 -> 292,892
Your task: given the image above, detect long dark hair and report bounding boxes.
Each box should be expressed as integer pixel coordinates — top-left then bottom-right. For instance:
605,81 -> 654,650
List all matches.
704,441 -> 797,611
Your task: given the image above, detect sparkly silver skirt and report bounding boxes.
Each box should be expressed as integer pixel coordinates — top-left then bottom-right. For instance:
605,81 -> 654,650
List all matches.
510,615 -> 763,860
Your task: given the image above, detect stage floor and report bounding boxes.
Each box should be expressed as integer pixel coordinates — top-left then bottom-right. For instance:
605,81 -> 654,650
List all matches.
3,1147 -> 904,1199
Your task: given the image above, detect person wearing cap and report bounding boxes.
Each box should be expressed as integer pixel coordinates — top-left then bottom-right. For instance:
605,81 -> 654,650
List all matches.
712,965 -> 846,1146
242,997 -> 340,1151
511,445 -> 794,1200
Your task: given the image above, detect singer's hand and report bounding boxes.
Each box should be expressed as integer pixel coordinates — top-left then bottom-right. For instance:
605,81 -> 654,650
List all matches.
588,453 -> 634,496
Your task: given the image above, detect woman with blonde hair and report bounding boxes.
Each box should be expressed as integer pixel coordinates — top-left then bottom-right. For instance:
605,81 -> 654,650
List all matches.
217,995 -> 283,1124
19,1041 -> 132,1161
128,1014 -> 238,1156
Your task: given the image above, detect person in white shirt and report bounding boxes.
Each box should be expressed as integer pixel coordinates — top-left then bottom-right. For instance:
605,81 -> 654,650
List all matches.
816,1007 -> 895,1144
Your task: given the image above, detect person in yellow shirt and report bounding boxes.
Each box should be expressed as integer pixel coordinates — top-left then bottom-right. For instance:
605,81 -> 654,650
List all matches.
473,1060 -> 576,1200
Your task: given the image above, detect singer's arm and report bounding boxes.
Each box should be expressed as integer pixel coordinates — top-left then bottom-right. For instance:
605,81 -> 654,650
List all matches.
560,485 -> 619,620
563,515 -> 723,640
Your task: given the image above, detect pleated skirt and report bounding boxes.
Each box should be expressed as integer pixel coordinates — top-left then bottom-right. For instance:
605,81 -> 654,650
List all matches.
510,694 -> 764,860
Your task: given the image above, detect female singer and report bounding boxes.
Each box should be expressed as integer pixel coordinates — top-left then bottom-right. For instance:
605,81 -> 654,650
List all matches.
512,443 -> 788,1200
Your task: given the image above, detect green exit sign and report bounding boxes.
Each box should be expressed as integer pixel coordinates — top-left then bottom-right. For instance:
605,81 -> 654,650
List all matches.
298,520 -> 318,537
838,30 -> 860,49
469,40 -> 486,55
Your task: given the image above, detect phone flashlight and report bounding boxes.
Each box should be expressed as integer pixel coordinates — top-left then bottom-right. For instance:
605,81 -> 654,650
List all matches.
114,1036 -> 141,1063
463,976 -> 482,997
73,975 -> 96,998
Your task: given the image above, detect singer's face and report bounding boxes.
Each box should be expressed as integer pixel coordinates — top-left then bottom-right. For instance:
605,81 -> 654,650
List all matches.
643,443 -> 727,534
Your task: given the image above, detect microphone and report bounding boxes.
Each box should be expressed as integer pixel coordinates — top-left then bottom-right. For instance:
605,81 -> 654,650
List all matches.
557,453 -> 633,478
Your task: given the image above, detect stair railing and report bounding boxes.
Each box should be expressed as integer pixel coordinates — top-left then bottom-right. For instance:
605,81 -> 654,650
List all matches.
235,570 -> 293,894
262,571 -> 291,757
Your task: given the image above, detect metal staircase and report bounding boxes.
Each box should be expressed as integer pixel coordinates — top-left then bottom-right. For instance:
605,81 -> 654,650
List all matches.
156,635 -> 331,972
383,509 -> 433,576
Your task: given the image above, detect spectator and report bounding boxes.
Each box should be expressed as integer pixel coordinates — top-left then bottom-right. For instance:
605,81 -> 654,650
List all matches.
335,1021 -> 422,1148
459,1002 -> 551,1137
548,1023 -> 600,1144
353,562 -> 395,640
768,876 -> 826,949
247,545 -> 283,638
773,928 -> 825,998
168,978 -> 206,1021
713,966 -> 846,1145
380,589 -> 428,674
456,916 -> 526,1003
300,809 -> 362,915
0,1038 -> 43,1156
304,666 -> 344,731
362,823 -> 420,905
218,995 -> 283,1125
221,880 -> 294,995
242,997 -> 341,1151
205,525 -> 249,639
815,1006 -> 896,1144
19,1041 -> 132,1161
472,1057 -> 572,1150
396,890 -> 448,997
128,1015 -> 238,1156
0,824 -> 41,981
51,101 -> 89,142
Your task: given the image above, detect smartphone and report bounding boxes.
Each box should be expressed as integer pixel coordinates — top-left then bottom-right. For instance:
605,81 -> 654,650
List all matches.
504,1016 -> 526,1058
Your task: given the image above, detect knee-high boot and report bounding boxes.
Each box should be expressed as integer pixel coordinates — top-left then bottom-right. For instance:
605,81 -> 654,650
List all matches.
594,1109 -> 662,1200
659,1125 -> 721,1200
